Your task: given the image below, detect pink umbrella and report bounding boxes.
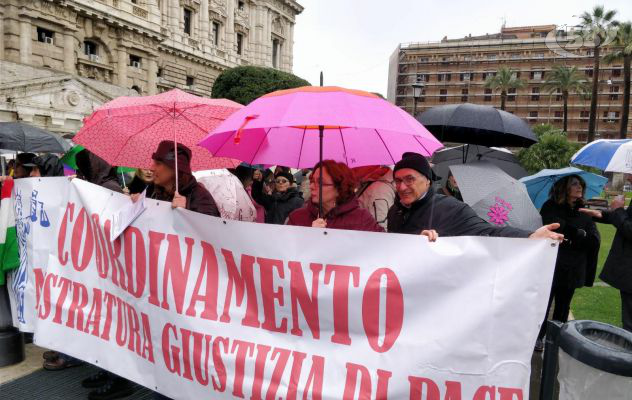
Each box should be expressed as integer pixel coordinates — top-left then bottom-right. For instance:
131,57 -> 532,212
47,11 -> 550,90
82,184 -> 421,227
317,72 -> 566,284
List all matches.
74,89 -> 242,181
198,86 -> 443,168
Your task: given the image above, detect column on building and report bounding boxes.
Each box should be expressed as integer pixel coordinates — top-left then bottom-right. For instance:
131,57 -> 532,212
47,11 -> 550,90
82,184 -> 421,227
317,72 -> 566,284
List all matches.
169,0 -> 179,32
117,47 -> 128,87
200,0 -> 210,46
287,23 -> 295,71
263,8 -> 271,66
63,31 -> 76,74
225,0 -> 235,56
147,56 -> 158,95
253,4 -> 263,65
0,9 -> 5,60
19,19 -> 31,65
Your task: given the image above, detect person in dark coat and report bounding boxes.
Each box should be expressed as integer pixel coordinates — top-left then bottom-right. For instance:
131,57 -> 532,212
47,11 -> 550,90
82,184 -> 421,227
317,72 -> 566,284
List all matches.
251,168 -> 303,224
126,168 -> 154,194
24,154 -> 65,177
13,153 -> 36,179
536,175 -> 600,350
139,140 -> 219,217
287,160 -> 383,232
580,173 -> 632,331
387,152 -> 563,240
75,149 -> 123,193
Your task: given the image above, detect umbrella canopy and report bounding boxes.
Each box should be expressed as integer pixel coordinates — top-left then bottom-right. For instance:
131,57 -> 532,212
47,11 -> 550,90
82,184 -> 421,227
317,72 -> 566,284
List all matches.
194,169 -> 257,222
0,122 -> 70,153
519,167 -> 608,209
417,103 -> 537,148
450,161 -> 542,231
431,144 -> 527,187
73,88 -> 242,171
61,145 -> 135,173
571,139 -> 632,173
199,86 -> 443,168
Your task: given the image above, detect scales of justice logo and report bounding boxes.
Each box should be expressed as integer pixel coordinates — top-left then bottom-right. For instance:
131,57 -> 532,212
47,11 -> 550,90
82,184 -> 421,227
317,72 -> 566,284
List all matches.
11,189 -> 50,324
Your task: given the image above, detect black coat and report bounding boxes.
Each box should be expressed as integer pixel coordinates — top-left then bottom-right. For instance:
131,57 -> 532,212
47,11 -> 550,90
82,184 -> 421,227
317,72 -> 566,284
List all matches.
599,205 -> 632,293
146,175 -> 220,218
540,199 -> 600,289
251,180 -> 304,224
387,188 -> 531,237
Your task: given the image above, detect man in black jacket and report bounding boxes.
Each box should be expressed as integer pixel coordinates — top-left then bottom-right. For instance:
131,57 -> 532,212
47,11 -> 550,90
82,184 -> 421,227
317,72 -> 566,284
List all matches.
581,174 -> 632,331
387,152 -> 563,240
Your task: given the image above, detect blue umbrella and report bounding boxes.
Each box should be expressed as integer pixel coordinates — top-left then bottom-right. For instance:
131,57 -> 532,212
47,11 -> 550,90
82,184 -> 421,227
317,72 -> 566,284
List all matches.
519,167 -> 608,209
571,139 -> 632,173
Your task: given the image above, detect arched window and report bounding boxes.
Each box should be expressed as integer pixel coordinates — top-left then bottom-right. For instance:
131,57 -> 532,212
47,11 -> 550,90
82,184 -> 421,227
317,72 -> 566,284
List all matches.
131,85 -> 142,94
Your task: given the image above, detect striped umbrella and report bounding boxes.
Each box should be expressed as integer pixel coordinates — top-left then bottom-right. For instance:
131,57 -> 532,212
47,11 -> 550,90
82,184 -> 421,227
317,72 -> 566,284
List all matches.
571,139 -> 632,173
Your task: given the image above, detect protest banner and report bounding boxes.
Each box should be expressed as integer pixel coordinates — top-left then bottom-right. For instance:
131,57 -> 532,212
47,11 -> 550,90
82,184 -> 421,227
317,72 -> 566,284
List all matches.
9,177 -> 557,399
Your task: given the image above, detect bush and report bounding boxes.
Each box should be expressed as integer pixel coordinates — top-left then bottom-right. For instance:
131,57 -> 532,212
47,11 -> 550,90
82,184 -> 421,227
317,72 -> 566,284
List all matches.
211,66 -> 311,105
517,124 -> 583,174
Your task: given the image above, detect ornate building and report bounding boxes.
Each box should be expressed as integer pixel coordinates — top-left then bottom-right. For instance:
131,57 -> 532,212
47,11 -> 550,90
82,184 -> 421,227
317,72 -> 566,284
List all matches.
0,0 -> 303,137
388,25 -> 631,142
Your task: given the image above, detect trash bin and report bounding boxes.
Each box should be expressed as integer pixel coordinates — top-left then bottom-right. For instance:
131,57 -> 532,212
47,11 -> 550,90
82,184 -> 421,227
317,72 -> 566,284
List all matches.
557,320 -> 632,399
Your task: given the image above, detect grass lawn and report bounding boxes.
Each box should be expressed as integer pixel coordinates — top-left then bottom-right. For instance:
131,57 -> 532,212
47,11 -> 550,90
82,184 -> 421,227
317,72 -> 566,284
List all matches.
570,222 -> 622,327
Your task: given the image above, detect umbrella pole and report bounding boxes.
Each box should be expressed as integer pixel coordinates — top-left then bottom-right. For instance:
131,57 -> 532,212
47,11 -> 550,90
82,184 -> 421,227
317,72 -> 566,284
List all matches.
318,71 -> 324,218
172,107 -> 179,195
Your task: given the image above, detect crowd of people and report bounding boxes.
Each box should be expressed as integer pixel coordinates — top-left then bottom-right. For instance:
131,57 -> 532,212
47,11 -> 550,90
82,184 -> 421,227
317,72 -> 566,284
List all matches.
2,139 -> 631,400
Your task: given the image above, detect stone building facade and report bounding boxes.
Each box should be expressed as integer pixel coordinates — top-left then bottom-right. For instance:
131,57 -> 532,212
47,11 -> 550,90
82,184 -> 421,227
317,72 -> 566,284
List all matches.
388,25 -> 631,142
0,0 -> 303,137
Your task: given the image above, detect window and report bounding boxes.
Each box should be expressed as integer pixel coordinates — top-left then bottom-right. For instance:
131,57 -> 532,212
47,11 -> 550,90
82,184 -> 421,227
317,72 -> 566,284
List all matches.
604,111 -> 619,122
486,54 -> 497,60
587,49 -> 594,57
212,21 -> 220,46
531,87 -> 540,101
183,8 -> 192,35
238,1 -> 245,10
534,52 -> 544,59
555,88 -> 562,101
129,54 -> 141,68
186,76 -> 194,87
484,88 -> 492,101
37,27 -> 55,44
272,39 -> 281,68
83,41 -> 98,61
531,71 -> 543,80
461,88 -> 468,102
554,111 -> 563,120
482,72 -> 495,80
236,33 -> 243,55
511,53 -> 521,59
580,111 -> 589,122
612,68 -> 621,77
157,68 -> 163,78
528,111 -> 538,120
508,88 -> 516,102
463,55 -> 472,61
460,73 -> 471,81
438,73 -> 451,82
610,85 -> 619,101
439,89 -> 447,102
416,74 -> 429,83
418,57 -> 429,63
441,56 -> 451,64
131,85 -> 141,94
585,67 -> 593,77
511,71 -> 521,79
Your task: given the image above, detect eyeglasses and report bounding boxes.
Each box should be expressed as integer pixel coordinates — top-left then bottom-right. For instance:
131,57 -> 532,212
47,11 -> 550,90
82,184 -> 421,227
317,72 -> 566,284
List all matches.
275,178 -> 289,184
394,175 -> 418,187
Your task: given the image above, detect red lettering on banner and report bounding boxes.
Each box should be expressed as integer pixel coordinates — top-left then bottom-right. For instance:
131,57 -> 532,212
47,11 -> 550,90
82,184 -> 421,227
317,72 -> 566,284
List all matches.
52,277 -> 72,324
126,303 -> 142,356
37,272 -> 57,320
162,323 -> 181,375
250,344 -> 272,400
230,339 -> 255,398
324,264 -> 360,346
101,291 -> 117,341
115,297 -> 128,347
498,387 -> 523,400
473,386 -> 495,400
123,227 -> 147,298
140,313 -> 155,363
66,281 -> 89,331
265,347 -> 291,400
104,220 -> 127,291
285,351 -> 307,400
180,328 -> 194,381
445,381 -> 463,400
91,214 -> 109,279
57,202 -> 75,266
162,235 -> 195,314
191,330 -> 212,386
362,268 -> 404,353
186,241 -> 219,321
258,257 -> 287,333
34,268 -> 45,311
303,355 -> 325,400
220,249 -> 260,328
85,288 -> 103,337
409,376 -> 440,400
289,262 -> 322,339
376,369 -> 393,399
70,208 -> 94,272
343,362 -> 372,399
148,230 -> 166,307
212,336 -> 229,392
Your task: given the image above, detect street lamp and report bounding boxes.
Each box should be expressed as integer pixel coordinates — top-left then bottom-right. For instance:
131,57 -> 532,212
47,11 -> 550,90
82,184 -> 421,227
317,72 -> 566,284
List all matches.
412,82 -> 424,117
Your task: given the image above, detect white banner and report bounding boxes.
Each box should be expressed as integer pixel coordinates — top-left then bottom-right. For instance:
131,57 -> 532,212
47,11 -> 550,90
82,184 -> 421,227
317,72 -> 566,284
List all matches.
10,177 -> 557,400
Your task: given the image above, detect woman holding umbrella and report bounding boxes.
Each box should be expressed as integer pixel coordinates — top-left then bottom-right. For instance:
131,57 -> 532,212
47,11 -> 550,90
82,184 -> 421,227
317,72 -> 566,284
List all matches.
286,160 -> 383,232
535,175 -> 600,350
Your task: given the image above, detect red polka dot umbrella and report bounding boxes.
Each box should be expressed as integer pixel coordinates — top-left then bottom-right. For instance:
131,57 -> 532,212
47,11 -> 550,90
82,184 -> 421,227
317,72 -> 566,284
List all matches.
73,89 -> 242,174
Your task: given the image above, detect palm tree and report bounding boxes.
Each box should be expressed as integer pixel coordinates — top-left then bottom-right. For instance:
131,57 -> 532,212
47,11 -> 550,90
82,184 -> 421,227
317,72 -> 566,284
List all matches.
605,22 -> 632,139
580,5 -> 619,142
543,66 -> 589,132
484,67 -> 525,110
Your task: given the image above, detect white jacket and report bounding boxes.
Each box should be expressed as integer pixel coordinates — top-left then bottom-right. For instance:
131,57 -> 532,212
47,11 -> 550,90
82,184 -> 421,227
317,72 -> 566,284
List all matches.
356,169 -> 395,229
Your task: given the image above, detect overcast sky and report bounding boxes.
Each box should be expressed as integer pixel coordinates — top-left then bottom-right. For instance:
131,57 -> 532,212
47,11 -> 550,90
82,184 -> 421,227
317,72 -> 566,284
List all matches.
292,0 -> 632,96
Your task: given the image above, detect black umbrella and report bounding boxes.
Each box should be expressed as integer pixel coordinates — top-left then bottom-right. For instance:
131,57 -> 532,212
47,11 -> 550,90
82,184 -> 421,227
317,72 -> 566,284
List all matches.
0,122 -> 71,153
417,103 -> 537,148
431,144 -> 528,187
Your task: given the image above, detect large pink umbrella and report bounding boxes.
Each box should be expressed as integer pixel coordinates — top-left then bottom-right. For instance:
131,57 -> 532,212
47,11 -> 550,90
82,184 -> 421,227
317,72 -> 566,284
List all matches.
74,89 -> 242,175
198,86 -> 443,168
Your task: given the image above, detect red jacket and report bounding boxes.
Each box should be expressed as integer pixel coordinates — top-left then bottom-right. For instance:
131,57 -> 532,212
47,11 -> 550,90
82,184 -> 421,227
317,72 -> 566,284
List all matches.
287,198 -> 384,232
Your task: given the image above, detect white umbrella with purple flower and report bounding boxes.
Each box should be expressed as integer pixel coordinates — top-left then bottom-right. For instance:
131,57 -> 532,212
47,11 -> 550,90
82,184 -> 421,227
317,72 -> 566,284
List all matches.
449,161 -> 542,231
